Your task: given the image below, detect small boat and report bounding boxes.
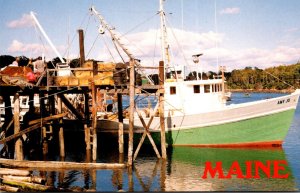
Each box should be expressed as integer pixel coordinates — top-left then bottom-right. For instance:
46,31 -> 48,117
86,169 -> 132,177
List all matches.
244,92 -> 251,97
90,0 -> 300,148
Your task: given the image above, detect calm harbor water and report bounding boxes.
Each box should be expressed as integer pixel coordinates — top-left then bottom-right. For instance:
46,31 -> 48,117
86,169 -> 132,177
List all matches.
1,92 -> 300,191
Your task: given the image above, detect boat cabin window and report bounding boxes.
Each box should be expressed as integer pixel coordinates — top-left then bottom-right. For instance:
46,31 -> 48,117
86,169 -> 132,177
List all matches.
22,98 -> 27,105
193,85 -> 200,93
214,84 -> 218,92
204,85 -> 210,93
170,86 -> 176,95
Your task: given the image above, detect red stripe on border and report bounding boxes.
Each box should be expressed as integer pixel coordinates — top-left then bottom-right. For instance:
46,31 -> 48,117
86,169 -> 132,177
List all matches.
173,140 -> 283,148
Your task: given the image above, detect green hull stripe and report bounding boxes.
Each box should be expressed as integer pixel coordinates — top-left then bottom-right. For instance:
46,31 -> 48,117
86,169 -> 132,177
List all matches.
139,109 -> 295,146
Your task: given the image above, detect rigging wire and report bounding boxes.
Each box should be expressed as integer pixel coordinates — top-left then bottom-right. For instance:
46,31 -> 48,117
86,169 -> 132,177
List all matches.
214,0 -> 220,72
86,33 -> 100,59
264,70 -> 295,88
112,39 -> 126,63
120,13 -> 159,38
165,18 -> 190,67
100,35 -> 116,63
62,12 -> 90,59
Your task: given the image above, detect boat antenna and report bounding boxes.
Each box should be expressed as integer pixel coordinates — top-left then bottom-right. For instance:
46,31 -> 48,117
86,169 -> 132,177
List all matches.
159,0 -> 171,72
30,11 -> 65,64
214,0 -> 219,73
90,6 -> 154,85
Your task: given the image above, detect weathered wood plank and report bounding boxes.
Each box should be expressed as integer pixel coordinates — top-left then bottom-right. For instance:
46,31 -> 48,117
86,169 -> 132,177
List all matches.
1,123 -> 42,145
0,168 -> 31,176
2,179 -> 53,191
0,158 -> 126,169
28,112 -> 67,126
159,61 -> 167,159
0,185 -> 20,192
0,113 -> 67,145
3,175 -> 46,184
14,93 -> 23,160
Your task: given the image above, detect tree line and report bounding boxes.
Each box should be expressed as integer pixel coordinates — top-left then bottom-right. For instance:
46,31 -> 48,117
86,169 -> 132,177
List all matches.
224,63 -> 300,91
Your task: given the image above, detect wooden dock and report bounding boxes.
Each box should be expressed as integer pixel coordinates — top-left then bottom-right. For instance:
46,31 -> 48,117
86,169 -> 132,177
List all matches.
0,58 -> 166,167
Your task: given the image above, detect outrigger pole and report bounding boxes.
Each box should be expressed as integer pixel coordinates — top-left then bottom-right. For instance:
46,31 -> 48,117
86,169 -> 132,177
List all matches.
90,6 -> 154,85
30,11 -> 65,64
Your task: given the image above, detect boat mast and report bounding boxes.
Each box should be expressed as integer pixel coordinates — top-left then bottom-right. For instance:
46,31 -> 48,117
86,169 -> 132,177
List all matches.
90,6 -> 154,85
159,0 -> 171,75
30,11 -> 65,63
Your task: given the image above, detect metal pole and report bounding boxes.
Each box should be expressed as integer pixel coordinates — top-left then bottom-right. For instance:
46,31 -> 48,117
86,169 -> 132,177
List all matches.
30,11 -> 65,63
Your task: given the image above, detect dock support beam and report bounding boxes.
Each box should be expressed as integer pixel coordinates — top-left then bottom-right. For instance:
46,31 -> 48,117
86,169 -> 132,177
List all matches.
91,80 -> 97,161
128,59 -> 135,166
13,93 -> 23,160
159,61 -> 167,159
78,29 -> 85,67
57,96 -> 65,158
117,93 -> 124,154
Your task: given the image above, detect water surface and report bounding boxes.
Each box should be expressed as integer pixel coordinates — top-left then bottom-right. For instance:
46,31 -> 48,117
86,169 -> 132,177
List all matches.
1,92 -> 300,191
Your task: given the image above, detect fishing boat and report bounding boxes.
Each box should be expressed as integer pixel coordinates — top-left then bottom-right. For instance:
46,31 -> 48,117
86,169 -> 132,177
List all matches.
90,0 -> 300,148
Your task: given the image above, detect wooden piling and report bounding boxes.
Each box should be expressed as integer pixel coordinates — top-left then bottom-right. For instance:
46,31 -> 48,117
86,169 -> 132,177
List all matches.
128,59 -> 135,166
84,124 -> 91,150
84,92 -> 90,146
57,96 -> 65,158
128,166 -> 134,191
117,93 -> 124,154
78,29 -> 85,67
160,159 -> 166,191
13,93 -> 23,160
159,61 -> 167,159
91,79 -> 97,161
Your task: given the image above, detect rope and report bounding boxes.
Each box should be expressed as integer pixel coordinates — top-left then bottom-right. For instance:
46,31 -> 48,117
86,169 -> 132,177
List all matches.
86,33 -> 100,58
165,18 -> 190,67
101,35 -> 116,63
264,70 -> 295,89
120,13 -> 159,38
112,39 -> 126,63
62,13 -> 90,59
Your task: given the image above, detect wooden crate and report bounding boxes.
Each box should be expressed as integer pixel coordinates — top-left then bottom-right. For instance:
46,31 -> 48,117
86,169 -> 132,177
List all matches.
78,77 -> 91,86
74,71 -> 92,78
98,62 -> 116,70
94,77 -> 114,85
82,60 -> 94,68
54,77 -> 69,86
68,77 -> 79,86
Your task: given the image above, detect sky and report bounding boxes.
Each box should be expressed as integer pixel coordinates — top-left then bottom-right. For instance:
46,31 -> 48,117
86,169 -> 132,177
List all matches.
1,0 -> 300,72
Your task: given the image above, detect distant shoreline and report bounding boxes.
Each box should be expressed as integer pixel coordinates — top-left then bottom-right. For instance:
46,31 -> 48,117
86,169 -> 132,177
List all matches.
227,88 -> 294,94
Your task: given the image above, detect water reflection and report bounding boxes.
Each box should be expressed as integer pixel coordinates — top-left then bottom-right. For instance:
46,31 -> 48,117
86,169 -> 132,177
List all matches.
165,147 -> 297,191
2,145 -> 299,191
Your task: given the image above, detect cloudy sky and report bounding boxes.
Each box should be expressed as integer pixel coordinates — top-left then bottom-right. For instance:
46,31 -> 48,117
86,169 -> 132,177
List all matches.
1,0 -> 300,72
